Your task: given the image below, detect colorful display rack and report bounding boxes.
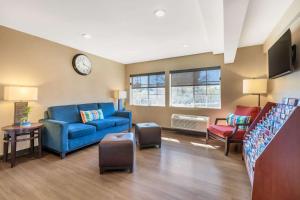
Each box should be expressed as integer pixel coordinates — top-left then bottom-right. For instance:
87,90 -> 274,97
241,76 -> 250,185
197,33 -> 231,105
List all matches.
243,99 -> 300,200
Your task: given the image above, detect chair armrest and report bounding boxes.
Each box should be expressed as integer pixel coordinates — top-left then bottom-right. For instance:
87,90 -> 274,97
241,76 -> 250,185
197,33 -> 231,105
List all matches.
114,111 -> 132,128
114,111 -> 131,118
215,118 -> 227,125
229,123 -> 251,138
42,119 -> 69,153
235,123 -> 251,127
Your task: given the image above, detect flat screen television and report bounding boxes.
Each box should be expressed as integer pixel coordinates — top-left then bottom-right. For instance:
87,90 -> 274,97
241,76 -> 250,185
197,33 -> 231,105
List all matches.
268,29 -> 295,79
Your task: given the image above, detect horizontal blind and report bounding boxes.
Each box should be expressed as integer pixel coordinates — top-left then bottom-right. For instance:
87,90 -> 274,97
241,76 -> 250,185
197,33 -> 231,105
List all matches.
130,72 -> 165,89
171,67 -> 220,87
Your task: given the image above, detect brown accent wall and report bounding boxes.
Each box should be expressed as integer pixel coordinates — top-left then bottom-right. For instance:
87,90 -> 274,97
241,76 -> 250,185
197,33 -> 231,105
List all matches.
0,26 -> 125,154
125,45 -> 267,127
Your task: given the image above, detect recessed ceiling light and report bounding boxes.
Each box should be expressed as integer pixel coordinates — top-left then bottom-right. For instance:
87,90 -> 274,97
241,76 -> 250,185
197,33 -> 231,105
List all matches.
183,44 -> 189,48
154,9 -> 166,18
81,33 -> 91,39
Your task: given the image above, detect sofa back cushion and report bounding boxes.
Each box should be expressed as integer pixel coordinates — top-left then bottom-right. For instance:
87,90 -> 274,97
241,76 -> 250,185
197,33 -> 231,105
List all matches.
78,103 -> 98,111
98,102 -> 115,117
48,105 -> 80,123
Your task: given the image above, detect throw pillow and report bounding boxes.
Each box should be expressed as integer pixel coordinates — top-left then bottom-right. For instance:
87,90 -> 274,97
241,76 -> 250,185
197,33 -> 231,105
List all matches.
80,109 -> 104,123
234,115 -> 251,130
226,113 -> 235,126
226,113 -> 251,130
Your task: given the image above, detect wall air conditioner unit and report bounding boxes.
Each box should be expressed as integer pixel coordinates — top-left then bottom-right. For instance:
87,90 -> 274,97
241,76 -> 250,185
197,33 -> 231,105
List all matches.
171,114 -> 209,133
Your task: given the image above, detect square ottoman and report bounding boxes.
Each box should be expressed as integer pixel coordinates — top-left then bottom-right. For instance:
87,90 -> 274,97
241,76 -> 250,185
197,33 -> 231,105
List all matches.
135,122 -> 161,149
99,132 -> 135,174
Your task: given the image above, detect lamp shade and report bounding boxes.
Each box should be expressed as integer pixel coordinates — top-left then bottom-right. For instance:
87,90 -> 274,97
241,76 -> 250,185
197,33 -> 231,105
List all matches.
4,86 -> 38,101
114,90 -> 127,99
243,79 -> 267,94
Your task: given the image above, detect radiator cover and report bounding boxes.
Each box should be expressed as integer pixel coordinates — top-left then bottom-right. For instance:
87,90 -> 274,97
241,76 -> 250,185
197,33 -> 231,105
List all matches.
171,114 -> 209,132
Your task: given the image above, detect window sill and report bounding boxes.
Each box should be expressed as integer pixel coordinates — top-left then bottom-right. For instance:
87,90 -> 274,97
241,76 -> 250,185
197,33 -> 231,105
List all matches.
128,105 -> 221,110
129,105 -> 166,108
169,106 -> 221,110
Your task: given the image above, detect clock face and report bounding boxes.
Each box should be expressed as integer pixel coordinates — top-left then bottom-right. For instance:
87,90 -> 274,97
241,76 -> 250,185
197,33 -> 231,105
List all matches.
72,54 -> 92,75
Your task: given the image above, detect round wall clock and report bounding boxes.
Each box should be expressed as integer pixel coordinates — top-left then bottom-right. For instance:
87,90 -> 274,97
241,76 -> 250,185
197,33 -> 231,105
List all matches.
72,54 -> 92,75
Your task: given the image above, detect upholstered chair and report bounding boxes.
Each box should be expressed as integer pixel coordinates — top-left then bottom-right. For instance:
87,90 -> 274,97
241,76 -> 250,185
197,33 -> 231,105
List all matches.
206,105 -> 261,156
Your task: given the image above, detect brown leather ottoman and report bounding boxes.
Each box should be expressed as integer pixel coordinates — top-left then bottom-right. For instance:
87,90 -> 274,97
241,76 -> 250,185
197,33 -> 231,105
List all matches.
135,122 -> 161,149
99,132 -> 134,174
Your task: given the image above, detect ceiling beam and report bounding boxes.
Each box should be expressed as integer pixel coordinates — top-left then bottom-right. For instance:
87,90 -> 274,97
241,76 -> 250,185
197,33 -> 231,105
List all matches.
198,0 -> 224,54
223,0 -> 250,63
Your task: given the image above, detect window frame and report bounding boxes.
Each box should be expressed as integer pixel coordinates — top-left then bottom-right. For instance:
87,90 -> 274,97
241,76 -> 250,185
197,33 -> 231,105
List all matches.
169,66 -> 221,109
129,72 -> 166,107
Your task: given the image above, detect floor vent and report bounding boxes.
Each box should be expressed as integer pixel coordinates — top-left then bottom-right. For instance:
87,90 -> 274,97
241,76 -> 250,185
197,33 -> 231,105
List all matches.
171,114 -> 209,133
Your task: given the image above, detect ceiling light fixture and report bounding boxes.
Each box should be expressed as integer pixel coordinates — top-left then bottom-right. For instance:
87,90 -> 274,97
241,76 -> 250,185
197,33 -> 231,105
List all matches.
81,33 -> 91,39
154,9 -> 166,18
183,44 -> 189,48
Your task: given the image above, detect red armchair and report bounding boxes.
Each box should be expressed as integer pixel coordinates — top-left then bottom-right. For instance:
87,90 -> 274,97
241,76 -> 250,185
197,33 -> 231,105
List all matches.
206,105 -> 260,156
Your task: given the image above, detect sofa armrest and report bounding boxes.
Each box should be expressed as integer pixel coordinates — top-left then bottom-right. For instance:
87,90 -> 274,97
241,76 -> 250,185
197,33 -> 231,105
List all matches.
42,119 -> 69,154
114,111 -> 132,128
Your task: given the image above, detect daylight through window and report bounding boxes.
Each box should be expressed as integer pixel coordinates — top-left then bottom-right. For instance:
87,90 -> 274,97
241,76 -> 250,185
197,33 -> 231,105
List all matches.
170,67 -> 221,108
130,72 -> 165,106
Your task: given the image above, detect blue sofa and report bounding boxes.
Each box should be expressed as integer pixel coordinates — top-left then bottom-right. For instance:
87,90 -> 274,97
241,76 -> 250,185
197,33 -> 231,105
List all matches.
41,102 -> 132,158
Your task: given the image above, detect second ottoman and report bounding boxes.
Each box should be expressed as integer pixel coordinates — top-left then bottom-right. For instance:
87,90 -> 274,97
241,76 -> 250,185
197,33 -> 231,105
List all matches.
135,122 -> 161,149
99,132 -> 134,174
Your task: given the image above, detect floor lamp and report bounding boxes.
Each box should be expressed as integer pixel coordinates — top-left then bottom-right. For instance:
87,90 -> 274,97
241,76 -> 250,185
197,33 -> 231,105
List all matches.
243,79 -> 267,107
114,90 -> 127,111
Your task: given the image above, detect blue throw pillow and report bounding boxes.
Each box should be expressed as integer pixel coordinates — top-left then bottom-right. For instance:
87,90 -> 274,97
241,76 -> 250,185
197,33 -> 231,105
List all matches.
226,113 -> 251,130
226,113 -> 235,126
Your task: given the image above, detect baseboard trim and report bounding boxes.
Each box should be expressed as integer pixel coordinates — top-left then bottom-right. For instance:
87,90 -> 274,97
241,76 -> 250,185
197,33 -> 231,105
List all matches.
133,123 -> 205,136
161,127 -> 206,136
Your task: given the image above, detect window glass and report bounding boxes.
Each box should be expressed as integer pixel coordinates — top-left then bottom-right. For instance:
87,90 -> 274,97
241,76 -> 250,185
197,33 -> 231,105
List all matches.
130,72 -> 165,106
170,67 -> 221,108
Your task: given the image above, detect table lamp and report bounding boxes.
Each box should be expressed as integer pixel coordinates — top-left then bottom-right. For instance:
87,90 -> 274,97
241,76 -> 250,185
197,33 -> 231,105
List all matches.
243,79 -> 267,107
114,90 -> 127,111
4,86 -> 38,126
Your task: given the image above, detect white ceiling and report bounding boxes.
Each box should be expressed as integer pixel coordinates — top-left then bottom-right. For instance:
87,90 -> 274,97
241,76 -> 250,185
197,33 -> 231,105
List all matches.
0,0 -> 295,64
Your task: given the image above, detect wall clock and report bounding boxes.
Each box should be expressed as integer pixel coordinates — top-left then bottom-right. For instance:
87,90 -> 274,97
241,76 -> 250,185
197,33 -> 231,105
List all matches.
72,54 -> 92,75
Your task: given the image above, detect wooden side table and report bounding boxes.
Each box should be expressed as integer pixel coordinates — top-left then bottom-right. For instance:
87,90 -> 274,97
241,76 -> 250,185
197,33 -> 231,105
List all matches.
1,123 -> 43,168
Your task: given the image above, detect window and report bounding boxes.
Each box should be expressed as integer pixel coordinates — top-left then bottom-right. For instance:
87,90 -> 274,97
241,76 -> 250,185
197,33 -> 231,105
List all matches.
130,72 -> 165,106
170,67 -> 221,108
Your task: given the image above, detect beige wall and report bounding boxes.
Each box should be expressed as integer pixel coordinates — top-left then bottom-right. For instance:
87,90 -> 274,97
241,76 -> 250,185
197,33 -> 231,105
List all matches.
125,45 -> 267,128
265,0 -> 300,102
2,1 -> 298,156
0,26 -> 125,155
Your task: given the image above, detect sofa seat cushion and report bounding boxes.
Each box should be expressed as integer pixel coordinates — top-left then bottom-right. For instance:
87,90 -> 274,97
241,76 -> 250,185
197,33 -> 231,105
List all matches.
68,123 -> 96,139
207,125 -> 245,140
107,116 -> 129,126
87,119 -> 116,130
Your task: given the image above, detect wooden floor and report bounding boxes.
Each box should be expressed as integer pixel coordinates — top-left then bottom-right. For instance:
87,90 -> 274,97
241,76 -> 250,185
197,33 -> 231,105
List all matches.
0,130 -> 251,200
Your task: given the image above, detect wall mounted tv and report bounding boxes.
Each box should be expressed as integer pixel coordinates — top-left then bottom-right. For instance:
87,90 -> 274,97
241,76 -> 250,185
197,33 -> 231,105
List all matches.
268,29 -> 296,79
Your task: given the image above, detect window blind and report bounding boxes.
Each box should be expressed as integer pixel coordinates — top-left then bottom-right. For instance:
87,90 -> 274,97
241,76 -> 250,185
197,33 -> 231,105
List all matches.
170,67 -> 220,87
130,72 -> 165,89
